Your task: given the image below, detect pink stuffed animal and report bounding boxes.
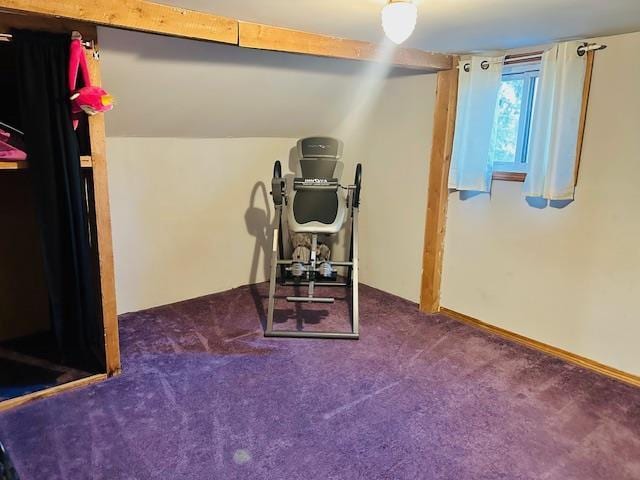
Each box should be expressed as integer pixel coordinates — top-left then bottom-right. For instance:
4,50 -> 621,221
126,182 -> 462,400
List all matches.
69,34 -> 113,129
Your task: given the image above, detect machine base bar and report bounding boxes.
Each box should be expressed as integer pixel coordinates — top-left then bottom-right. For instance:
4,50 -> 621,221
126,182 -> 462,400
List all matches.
284,282 -> 348,287
277,260 -> 353,267
286,296 -> 334,303
265,330 -> 359,340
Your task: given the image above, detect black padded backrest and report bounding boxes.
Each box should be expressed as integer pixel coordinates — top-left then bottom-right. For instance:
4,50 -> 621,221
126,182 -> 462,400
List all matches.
298,137 -> 343,159
293,191 -> 338,225
299,159 -> 337,179
292,136 -> 343,225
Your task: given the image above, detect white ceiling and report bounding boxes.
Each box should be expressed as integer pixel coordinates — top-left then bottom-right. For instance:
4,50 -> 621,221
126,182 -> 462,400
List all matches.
158,0 -> 640,54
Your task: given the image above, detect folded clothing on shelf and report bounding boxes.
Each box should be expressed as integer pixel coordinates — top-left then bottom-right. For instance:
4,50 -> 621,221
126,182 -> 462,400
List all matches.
0,127 -> 27,161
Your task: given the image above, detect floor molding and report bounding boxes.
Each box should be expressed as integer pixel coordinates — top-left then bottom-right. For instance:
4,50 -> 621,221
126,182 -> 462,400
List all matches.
440,307 -> 640,388
0,373 -> 108,413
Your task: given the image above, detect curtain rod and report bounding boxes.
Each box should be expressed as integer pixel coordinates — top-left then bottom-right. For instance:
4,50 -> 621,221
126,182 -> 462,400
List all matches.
504,52 -> 543,64
458,42 -> 607,71
0,32 -> 93,49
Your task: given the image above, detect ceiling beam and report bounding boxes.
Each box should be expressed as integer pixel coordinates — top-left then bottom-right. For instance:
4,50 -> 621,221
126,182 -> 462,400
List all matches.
0,0 -> 238,44
0,11 -> 97,40
239,21 -> 453,72
0,1 -> 454,71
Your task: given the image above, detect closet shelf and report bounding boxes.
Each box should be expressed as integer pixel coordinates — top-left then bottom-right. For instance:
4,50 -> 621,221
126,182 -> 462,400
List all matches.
0,155 -> 92,170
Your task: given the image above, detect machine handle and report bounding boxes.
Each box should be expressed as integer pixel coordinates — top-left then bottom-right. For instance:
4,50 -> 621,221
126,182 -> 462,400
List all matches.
293,177 -> 339,192
271,161 -> 285,206
353,164 -> 362,208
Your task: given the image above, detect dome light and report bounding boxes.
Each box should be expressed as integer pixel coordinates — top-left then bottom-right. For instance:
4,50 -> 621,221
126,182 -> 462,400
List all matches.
381,0 -> 418,45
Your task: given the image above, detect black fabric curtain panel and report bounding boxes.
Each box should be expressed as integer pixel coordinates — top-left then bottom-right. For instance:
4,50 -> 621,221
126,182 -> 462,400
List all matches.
13,30 -> 105,371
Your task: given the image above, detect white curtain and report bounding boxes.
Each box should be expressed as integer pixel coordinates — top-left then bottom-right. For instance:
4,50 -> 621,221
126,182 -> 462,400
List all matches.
449,55 -> 504,192
524,41 -> 587,200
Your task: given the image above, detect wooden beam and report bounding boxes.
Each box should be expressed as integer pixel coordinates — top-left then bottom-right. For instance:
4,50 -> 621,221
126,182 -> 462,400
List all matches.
86,41 -> 121,376
420,66 -> 458,313
0,3 -> 452,71
0,0 -> 238,44
239,21 -> 453,72
0,10 -> 97,40
441,308 -> 640,388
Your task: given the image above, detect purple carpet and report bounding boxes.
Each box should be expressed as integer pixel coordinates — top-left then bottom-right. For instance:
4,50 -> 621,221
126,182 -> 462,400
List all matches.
1,283 -> 639,479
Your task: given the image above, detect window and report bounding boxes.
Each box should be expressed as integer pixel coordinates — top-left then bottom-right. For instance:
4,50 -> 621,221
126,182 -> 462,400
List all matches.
489,62 -> 539,179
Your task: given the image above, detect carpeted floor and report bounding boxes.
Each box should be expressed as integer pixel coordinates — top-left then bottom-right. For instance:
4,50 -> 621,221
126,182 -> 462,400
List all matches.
0,283 -> 639,479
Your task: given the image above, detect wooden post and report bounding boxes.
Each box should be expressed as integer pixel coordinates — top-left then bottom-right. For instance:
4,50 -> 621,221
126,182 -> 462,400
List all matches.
86,41 -> 121,376
419,66 -> 458,313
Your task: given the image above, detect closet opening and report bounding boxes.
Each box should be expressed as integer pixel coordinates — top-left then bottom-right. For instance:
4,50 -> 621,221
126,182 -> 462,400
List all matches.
0,28 -> 110,405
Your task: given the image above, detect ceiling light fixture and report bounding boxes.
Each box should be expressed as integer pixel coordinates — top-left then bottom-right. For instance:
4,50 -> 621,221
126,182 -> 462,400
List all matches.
381,0 -> 418,45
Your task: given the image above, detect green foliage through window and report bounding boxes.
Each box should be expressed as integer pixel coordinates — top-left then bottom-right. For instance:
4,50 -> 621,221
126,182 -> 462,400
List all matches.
490,79 -> 524,164
489,67 -> 539,172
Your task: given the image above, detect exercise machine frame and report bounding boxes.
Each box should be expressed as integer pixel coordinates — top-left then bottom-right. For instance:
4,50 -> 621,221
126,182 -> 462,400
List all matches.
266,161 -> 362,339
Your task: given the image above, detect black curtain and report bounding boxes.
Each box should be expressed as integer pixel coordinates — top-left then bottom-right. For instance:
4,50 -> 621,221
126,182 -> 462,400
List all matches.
13,30 -> 104,371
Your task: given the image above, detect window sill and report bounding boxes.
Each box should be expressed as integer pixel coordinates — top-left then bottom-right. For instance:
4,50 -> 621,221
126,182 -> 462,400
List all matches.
492,171 -> 526,182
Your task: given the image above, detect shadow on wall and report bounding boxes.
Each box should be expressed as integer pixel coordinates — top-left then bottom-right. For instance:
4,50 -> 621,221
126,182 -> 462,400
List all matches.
525,197 -> 573,209
245,180 -> 275,329
456,190 -> 573,209
246,181 -> 272,279
243,146 -> 311,328
244,148 -> 298,328
244,150 -> 296,329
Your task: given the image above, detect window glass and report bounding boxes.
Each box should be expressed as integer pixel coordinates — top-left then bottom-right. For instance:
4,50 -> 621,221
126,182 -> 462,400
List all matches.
489,65 -> 540,174
489,78 -> 524,164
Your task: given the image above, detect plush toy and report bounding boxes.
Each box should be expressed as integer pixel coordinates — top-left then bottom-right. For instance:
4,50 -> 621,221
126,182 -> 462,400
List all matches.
69,33 -> 114,129
291,233 -> 331,263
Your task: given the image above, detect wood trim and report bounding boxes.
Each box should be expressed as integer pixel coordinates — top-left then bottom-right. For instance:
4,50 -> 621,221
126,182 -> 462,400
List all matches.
0,10 -> 97,40
239,21 -> 453,71
419,66 -> 459,313
0,161 -> 26,171
440,307 -> 640,388
86,41 -> 121,376
492,171 -> 526,182
0,156 -> 92,170
574,50 -> 595,186
0,0 -> 238,44
0,347 -> 90,377
0,373 -> 108,412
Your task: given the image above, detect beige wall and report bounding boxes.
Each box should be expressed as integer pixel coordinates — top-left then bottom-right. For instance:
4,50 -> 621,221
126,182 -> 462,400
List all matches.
356,73 -> 437,302
107,137 -> 295,313
98,27 -> 395,139
100,28 -> 438,313
441,31 -> 640,375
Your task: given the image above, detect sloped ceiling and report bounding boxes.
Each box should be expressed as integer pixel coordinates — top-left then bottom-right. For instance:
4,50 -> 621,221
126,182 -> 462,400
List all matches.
100,27 -> 414,138
101,1 -> 640,138
156,0 -> 640,53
